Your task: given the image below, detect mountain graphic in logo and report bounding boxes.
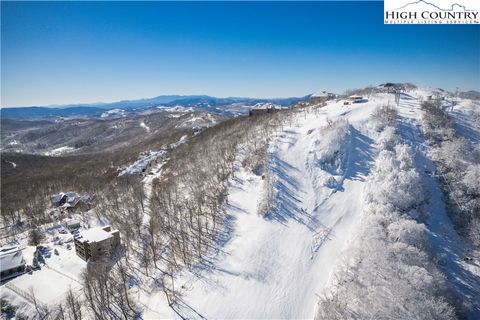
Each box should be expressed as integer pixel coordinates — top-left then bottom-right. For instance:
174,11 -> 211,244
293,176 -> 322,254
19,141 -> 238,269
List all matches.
395,0 -> 474,11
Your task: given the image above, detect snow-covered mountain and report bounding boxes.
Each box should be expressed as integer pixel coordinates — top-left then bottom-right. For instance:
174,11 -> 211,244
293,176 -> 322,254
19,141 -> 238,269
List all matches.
140,86 -> 480,318
1,95 -> 306,120
1,85 -> 479,319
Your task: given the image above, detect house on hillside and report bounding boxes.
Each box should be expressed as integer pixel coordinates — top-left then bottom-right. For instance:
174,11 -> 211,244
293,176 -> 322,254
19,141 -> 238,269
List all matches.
74,226 -> 120,262
65,218 -> 81,230
51,192 -> 92,212
344,95 -> 366,105
311,91 -> 337,100
249,104 -> 281,116
192,126 -> 203,135
0,246 -> 26,281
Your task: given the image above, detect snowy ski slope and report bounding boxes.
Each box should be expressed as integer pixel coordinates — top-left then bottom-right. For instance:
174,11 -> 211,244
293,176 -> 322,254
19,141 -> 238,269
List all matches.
142,88 -> 479,318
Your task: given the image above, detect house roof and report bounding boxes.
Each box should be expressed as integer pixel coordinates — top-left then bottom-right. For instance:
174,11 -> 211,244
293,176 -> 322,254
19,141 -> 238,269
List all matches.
62,197 -> 82,208
66,219 -> 81,227
51,192 -> 79,202
0,247 -> 25,272
251,103 -> 282,111
51,193 -> 65,203
79,227 -> 113,243
311,91 -> 329,98
51,191 -> 91,208
0,245 -> 17,254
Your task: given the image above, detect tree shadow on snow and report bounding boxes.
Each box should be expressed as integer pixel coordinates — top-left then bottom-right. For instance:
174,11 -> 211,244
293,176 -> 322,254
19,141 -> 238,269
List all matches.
266,126 -> 374,228
452,110 -> 480,145
265,154 -> 309,226
342,126 -> 375,183
398,119 -> 480,316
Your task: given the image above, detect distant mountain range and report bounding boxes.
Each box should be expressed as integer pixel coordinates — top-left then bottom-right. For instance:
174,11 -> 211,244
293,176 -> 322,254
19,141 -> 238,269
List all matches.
459,90 -> 480,100
3,87 -> 477,120
1,95 -> 306,120
1,106 -> 107,120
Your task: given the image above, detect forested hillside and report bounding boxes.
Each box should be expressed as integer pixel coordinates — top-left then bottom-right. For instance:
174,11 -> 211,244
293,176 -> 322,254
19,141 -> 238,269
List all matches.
1,86 -> 479,319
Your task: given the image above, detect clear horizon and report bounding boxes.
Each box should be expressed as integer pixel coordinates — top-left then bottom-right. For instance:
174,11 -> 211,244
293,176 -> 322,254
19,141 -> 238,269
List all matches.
1,1 -> 479,107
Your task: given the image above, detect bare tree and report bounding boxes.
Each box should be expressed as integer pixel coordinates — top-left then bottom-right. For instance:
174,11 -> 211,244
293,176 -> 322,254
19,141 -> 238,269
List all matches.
65,288 -> 82,320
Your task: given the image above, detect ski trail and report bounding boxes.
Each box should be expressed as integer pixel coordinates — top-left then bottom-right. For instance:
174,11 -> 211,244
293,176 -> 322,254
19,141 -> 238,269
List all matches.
140,135 -> 188,227
139,91 -> 479,319
145,110 -> 375,319
141,160 -> 166,225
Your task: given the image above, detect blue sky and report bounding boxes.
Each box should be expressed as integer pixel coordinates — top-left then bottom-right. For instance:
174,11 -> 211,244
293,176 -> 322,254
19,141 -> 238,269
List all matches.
1,1 -> 479,107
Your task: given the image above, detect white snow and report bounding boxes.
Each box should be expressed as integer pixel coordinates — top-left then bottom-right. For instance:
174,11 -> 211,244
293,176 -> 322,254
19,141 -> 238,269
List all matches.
140,135 -> 188,226
5,267 -> 82,307
21,246 -> 36,266
140,121 -> 150,132
250,102 -> 283,110
3,86 -> 478,318
79,227 -> 113,242
311,90 -> 330,98
393,90 -> 480,316
119,135 -> 188,176
176,113 -> 219,128
141,159 -> 167,226
143,93 -> 381,319
0,218 -> 92,317
2,242 -> 85,312
312,91 -> 328,97
6,160 -> 17,168
168,134 -> 187,148
156,105 -> 194,113
141,89 -> 480,318
0,247 -> 25,271
119,150 -> 167,176
100,108 -> 126,118
8,140 -> 19,146
44,146 -> 75,156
